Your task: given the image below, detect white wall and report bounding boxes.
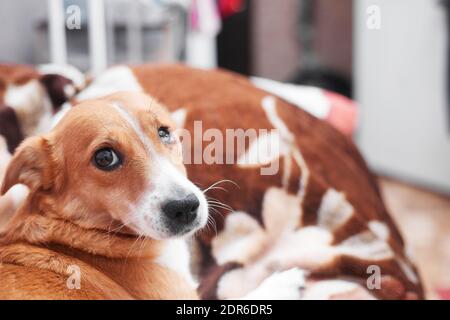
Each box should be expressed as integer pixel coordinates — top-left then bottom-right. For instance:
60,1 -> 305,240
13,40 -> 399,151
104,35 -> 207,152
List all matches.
251,0 -> 301,81
354,0 -> 450,194
0,0 -> 47,63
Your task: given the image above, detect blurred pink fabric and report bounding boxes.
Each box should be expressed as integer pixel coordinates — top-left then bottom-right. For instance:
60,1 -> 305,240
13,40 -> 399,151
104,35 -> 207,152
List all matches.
251,77 -> 358,137
324,91 -> 357,137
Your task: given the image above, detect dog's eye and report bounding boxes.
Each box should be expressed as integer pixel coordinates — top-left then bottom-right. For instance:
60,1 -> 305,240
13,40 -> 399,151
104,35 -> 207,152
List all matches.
158,126 -> 172,143
93,148 -> 121,171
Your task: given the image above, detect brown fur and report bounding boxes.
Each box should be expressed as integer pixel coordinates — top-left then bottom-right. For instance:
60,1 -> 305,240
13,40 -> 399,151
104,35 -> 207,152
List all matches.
129,64 -> 423,299
0,63 -> 423,300
0,64 -> 39,102
0,92 -> 198,299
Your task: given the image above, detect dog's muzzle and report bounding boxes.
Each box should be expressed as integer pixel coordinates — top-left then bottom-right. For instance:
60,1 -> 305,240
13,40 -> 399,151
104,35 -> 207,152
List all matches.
161,193 -> 200,233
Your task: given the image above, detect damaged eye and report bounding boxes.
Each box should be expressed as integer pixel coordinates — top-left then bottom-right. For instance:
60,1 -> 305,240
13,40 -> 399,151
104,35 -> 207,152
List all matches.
93,148 -> 121,171
158,126 -> 172,143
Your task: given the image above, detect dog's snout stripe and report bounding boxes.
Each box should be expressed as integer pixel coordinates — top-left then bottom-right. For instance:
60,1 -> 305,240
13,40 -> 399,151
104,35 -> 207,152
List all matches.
110,102 -> 153,154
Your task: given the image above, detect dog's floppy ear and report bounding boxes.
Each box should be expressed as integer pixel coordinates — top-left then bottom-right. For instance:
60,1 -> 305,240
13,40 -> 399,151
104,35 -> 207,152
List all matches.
1,136 -> 53,195
40,74 -> 75,112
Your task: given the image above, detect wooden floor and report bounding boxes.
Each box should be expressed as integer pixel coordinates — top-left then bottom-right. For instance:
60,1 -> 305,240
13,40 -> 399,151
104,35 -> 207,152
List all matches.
379,178 -> 450,299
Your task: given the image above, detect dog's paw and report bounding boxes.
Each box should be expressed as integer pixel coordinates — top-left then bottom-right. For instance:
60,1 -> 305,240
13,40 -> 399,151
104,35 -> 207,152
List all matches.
239,268 -> 306,300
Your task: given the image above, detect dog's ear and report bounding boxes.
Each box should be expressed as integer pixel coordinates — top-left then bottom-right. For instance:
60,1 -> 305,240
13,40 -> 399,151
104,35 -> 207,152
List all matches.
40,74 -> 75,112
1,136 -> 53,195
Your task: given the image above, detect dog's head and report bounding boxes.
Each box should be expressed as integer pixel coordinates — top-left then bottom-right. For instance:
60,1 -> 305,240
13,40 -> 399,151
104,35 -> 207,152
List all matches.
0,91 -> 208,240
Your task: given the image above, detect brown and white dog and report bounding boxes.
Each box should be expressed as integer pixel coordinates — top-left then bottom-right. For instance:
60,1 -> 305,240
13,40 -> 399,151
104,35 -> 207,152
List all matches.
64,64 -> 423,300
0,92 -> 208,299
0,63 -> 84,226
0,63 -> 84,149
0,64 -> 424,300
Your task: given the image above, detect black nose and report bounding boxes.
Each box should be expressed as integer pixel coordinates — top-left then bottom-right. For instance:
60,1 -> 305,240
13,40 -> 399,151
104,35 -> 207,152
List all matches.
162,193 -> 200,225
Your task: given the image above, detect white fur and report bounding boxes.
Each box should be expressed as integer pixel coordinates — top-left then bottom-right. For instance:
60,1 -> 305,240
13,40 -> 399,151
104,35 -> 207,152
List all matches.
64,84 -> 76,98
51,102 -> 72,128
110,102 -> 153,152
396,257 -> 419,284
77,66 -> 143,101
108,102 -> 208,239
261,96 -> 294,142
131,157 -> 209,239
8,184 -> 29,207
52,66 -> 143,128
236,131 -> 286,167
171,108 -> 187,129
4,79 -> 53,137
337,230 -> 394,260
238,268 -> 306,300
252,77 -> 331,119
38,64 -> 86,89
212,211 -> 265,265
261,96 -> 310,198
368,220 -> 390,241
302,280 -> 375,300
156,239 -> 197,288
318,189 -> 354,231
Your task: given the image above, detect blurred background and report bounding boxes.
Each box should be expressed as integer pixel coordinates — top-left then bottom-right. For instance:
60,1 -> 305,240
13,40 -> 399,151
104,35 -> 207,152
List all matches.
0,0 -> 448,299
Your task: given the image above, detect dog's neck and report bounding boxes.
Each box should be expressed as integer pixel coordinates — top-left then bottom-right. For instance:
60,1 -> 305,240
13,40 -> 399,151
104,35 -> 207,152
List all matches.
0,198 -> 161,259
0,194 -> 198,299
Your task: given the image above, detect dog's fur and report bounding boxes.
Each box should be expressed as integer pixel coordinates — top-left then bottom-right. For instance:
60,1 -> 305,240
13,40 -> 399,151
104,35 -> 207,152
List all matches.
0,64 -> 85,228
68,64 -> 422,300
0,64 -> 424,300
0,92 -> 208,299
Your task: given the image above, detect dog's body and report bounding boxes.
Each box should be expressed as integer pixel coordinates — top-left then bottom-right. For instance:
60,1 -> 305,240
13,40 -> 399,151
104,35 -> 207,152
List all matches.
69,64 -> 422,299
0,92 -> 206,299
0,235 -> 196,299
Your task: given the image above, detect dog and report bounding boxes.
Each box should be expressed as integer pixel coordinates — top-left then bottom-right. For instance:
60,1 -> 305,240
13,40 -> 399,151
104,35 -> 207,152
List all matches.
0,91 -> 209,299
0,63 -> 85,232
0,64 -> 423,299
0,63 -> 84,148
65,64 -> 422,299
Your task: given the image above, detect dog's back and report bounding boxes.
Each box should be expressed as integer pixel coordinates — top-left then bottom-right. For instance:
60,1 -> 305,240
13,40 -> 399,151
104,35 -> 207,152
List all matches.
125,64 -> 423,299
0,64 -> 424,299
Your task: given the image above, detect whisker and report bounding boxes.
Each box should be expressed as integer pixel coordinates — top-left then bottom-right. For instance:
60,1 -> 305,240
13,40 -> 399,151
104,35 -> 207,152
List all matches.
203,179 -> 240,194
208,200 -> 233,209
209,207 -> 223,218
206,195 -> 234,207
207,197 -> 234,209
126,234 -> 142,261
205,186 -> 228,193
137,235 -> 147,257
106,217 -> 134,235
208,216 -> 218,237
208,203 -> 234,212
